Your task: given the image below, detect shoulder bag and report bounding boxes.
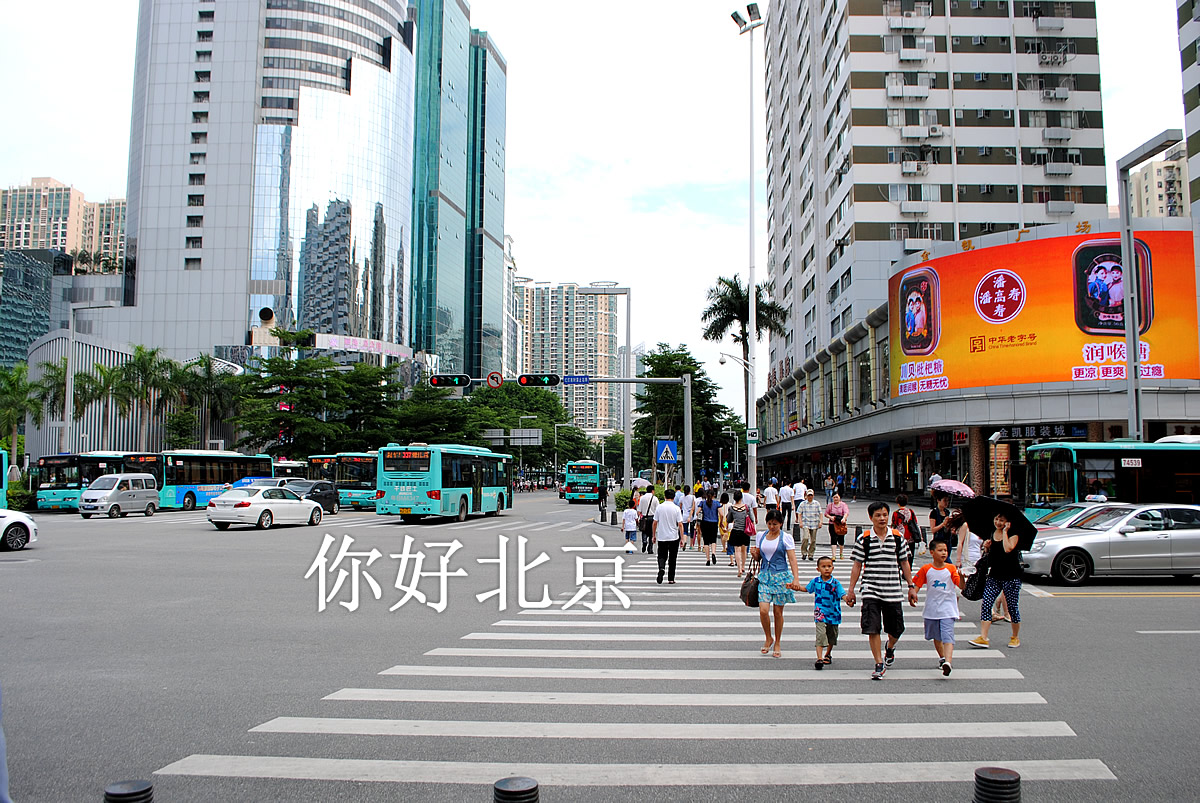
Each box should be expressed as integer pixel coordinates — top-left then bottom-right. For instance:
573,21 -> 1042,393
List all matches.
961,553 -> 990,601
744,511 -> 757,536
739,556 -> 761,607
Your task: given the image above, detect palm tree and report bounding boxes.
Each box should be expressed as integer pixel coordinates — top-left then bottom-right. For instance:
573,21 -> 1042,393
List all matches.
700,275 -> 788,424
182,354 -> 240,449
35,358 -> 90,454
122,346 -> 180,452
76,364 -> 133,451
0,363 -> 42,470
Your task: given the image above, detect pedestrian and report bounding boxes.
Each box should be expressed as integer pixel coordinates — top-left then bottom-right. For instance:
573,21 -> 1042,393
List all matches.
621,498 -> 639,553
718,491 -> 735,566
681,485 -> 696,550
891,494 -> 923,560
805,555 -> 847,669
597,483 -> 608,523
836,472 -> 845,496
824,475 -> 835,505
699,489 -> 721,565
742,481 -> 759,529
763,479 -> 779,514
912,539 -> 964,676
778,478 -> 794,528
652,490 -> 685,584
751,509 -> 803,658
849,474 -> 858,502
727,489 -> 752,577
797,489 -> 822,560
844,501 -> 919,680
968,513 -> 1024,649
637,485 -> 659,554
673,485 -> 684,508
823,492 -> 850,561
928,493 -> 954,550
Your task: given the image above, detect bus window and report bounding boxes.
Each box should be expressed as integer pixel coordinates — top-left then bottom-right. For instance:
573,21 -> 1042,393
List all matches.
1082,458 -> 1116,499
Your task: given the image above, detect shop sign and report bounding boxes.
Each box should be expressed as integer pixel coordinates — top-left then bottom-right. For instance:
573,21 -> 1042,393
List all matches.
952,429 -> 969,446
988,423 -> 1087,441
857,444 -> 873,457
919,433 -> 937,451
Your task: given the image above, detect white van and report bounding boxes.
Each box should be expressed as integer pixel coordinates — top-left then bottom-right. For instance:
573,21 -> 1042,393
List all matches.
80,473 -> 161,518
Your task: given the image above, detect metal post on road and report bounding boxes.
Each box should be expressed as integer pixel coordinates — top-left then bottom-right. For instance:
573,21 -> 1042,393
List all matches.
682,373 -> 693,487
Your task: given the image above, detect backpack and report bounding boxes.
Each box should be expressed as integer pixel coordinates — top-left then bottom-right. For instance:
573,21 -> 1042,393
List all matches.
859,530 -> 908,586
893,509 -> 922,543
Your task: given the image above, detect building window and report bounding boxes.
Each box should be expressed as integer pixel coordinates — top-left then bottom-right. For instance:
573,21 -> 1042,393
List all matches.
186,216 -> 203,228
191,132 -> 207,144
196,51 -> 212,62
189,153 -> 206,165
184,258 -> 202,270
185,237 -> 203,249
192,111 -> 208,123
195,71 -> 211,83
193,91 -> 209,103
187,194 -> 204,206
188,173 -> 206,186
197,30 -> 213,42
198,9 -> 214,20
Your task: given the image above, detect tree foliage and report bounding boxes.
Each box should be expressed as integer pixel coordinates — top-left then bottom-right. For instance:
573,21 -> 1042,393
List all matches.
700,274 -> 788,422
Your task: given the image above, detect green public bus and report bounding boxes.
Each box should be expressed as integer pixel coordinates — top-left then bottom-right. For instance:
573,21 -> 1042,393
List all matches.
308,452 -> 379,508
374,443 -> 512,522
34,452 -> 160,510
564,459 -> 607,503
1024,440 -> 1200,516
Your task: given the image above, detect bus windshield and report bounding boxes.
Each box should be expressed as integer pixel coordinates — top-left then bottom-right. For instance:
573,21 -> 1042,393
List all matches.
1025,447 -> 1076,507
38,460 -> 79,489
336,456 -> 376,489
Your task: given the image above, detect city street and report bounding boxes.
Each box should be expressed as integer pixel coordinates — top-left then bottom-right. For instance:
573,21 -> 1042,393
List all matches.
2,492 -> 1198,801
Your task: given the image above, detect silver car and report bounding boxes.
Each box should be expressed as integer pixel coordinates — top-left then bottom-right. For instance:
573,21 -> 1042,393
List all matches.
1022,503 -> 1200,585
1031,502 -> 1106,530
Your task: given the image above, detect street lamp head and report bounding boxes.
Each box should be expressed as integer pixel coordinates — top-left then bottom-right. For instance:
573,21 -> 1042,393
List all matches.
719,354 -> 727,366
747,3 -> 761,22
731,10 -> 747,27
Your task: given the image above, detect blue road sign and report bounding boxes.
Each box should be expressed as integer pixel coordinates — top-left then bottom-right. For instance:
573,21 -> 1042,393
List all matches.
655,439 -> 678,464
562,375 -> 590,385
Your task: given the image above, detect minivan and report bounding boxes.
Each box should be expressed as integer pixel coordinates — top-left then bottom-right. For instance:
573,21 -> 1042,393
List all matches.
80,473 -> 161,518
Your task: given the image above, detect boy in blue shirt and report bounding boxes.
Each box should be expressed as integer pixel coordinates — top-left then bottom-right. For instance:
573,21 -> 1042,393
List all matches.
805,555 -> 848,670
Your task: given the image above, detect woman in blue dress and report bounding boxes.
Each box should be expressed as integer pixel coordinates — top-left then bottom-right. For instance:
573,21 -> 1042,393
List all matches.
751,509 -> 803,658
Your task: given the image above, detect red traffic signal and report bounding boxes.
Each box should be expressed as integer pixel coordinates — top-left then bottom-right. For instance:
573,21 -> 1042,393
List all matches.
518,374 -> 560,387
429,374 -> 472,388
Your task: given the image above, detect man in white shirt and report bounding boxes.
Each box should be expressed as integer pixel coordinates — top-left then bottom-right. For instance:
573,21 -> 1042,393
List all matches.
680,487 -> 696,550
793,478 -> 808,505
763,481 -> 779,513
742,481 -> 759,525
652,495 -> 685,584
779,480 -> 795,529
637,488 -> 659,553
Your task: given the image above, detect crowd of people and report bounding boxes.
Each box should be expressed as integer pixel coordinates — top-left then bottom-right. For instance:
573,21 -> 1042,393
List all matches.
620,476 -> 1025,679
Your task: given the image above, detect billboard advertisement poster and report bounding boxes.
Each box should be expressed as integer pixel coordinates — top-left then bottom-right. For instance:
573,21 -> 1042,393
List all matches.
888,230 -> 1199,398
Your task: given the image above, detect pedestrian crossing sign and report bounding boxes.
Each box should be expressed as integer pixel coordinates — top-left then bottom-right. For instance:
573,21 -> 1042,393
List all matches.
656,440 -> 678,464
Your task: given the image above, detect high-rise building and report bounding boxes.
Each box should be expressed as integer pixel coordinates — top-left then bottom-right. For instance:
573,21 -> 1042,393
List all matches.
1178,0 -> 1200,214
501,235 -> 523,377
87,199 -> 128,270
514,282 -> 622,435
1129,146 -> 1190,218
0,178 -> 91,257
762,0 -> 1107,396
409,0 -> 507,378
107,0 -> 416,361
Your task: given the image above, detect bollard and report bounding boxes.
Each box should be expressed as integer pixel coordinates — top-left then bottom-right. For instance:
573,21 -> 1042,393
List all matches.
610,511 -> 618,526
972,766 -> 1020,803
494,775 -> 539,802
104,779 -> 153,803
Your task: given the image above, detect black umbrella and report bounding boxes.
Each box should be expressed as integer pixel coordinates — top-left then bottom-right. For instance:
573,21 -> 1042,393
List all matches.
962,495 -> 1038,551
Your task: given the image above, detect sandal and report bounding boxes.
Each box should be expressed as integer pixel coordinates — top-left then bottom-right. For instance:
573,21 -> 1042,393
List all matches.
822,656 -> 832,665
772,646 -> 782,658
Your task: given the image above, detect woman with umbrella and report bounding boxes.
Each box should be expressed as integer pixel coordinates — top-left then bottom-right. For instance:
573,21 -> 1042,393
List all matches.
964,497 -> 1034,650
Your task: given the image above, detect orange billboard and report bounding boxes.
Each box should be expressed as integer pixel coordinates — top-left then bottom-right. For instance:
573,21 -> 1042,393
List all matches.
888,229 -> 1199,398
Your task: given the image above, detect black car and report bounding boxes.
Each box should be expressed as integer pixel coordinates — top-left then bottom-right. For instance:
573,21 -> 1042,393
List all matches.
285,480 -> 340,514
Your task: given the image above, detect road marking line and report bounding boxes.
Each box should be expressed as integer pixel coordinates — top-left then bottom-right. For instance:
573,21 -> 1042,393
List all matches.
324,688 -> 1046,707
513,610 -> 926,618
155,756 -> 1116,785
1050,592 -> 1200,598
527,523 -> 566,531
252,716 -> 1062,739
488,620 -> 971,630
1022,583 -> 1054,598
1136,629 -> 1200,634
467,521 -> 513,530
426,647 -> 1007,659
376,665 -> 1021,681
463,632 -> 943,643
447,521 -> 491,530
563,523 -> 591,531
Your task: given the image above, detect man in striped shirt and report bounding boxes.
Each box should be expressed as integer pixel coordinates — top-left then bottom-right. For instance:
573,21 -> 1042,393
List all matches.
845,501 -> 918,680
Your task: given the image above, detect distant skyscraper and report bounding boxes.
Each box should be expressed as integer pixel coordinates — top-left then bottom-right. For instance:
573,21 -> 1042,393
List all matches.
108,0 -> 416,360
1129,146 -> 1190,218
410,0 -> 506,378
1178,0 -> 1200,215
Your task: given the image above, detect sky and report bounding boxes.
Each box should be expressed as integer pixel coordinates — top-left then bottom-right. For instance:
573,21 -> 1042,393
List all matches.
0,0 -> 1185,416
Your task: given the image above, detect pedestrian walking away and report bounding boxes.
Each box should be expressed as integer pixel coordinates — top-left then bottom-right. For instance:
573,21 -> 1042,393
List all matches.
805,556 -> 847,669
824,475 -> 835,505
637,486 -> 659,554
844,501 -> 919,680
727,490 -> 752,577
849,475 -> 858,502
680,486 -> 696,550
969,513 -> 1024,650
912,539 -> 964,676
699,489 -> 722,566
750,509 -> 803,658
797,490 -> 822,560
779,479 -> 794,529
718,492 -> 735,566
652,492 -> 685,584
824,493 -> 850,561
891,494 -> 924,561
763,480 -> 779,513
621,499 -> 639,553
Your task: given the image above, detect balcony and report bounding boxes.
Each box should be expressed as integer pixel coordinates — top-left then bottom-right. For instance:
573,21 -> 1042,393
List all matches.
901,160 -> 930,175
888,13 -> 927,31
1041,86 -> 1070,101
1042,127 -> 1072,142
903,237 -> 933,251
1045,200 -> 1075,215
898,47 -> 927,62
1043,162 -> 1075,177
900,125 -> 929,139
887,83 -> 931,99
1035,16 -> 1066,30
900,200 -> 930,215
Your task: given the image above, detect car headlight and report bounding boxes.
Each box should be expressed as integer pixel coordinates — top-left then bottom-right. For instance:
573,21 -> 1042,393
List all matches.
1028,541 -> 1047,553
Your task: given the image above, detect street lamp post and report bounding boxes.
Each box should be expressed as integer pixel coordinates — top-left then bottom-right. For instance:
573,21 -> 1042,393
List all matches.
553,422 -> 570,484
731,3 -> 763,498
720,352 -> 750,485
64,301 -> 117,454
1116,129 -> 1182,442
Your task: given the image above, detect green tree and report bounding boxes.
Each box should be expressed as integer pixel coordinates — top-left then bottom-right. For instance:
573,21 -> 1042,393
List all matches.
163,409 -> 200,449
0,363 -> 41,470
179,354 -> 240,449
35,357 -> 91,454
122,346 -> 180,452
700,274 -> 788,423
464,384 -> 584,470
341,362 -> 403,452
595,432 -> 625,478
390,382 -> 481,446
75,363 -> 133,451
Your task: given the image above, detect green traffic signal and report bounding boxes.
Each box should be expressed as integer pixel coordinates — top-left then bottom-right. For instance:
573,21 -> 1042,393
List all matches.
429,374 -> 472,388
518,374 -> 560,387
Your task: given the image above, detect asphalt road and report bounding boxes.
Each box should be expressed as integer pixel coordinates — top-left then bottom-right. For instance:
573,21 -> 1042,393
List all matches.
1,492 -> 1198,802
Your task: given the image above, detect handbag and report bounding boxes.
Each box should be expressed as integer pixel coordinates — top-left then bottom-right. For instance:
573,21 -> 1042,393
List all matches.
834,519 -> 848,537
739,557 -> 761,607
744,512 -> 756,536
962,554 -> 990,601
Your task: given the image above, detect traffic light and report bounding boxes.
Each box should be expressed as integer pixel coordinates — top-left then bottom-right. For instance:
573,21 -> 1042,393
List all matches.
429,374 -> 472,388
723,459 -> 731,471
518,373 -> 560,387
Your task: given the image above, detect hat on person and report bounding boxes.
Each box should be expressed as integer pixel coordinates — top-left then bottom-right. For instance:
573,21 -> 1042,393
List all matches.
805,490 -> 815,497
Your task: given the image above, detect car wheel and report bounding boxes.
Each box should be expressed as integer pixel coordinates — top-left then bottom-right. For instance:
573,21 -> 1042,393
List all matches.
257,510 -> 273,530
145,503 -> 156,517
309,507 -> 322,526
182,493 -> 197,512
213,522 -> 230,530
456,497 -> 468,522
108,505 -> 122,519
2,524 -> 30,551
330,501 -> 339,515
80,513 -> 92,520
1052,549 -> 1092,586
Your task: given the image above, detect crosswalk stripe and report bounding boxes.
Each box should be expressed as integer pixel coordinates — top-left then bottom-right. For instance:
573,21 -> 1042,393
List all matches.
427,647 -> 1006,659
469,521 -> 513,530
252,716 -> 1065,739
489,620 -> 972,630
563,523 -> 591,531
323,688 -> 1046,706
154,756 -> 1116,785
463,632 -> 952,643
376,665 -> 1023,681
528,522 -> 568,531
447,521 -> 492,530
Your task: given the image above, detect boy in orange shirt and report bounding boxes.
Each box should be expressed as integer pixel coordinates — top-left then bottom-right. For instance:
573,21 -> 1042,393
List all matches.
912,539 -> 963,676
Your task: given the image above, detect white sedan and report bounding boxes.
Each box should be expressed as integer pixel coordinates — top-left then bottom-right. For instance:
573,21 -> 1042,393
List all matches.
206,487 -> 323,530
0,508 -> 38,550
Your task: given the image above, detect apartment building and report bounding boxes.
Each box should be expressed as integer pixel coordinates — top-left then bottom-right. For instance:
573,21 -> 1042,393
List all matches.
763,0 -> 1107,408
1130,146 -> 1190,218
1178,0 -> 1200,214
